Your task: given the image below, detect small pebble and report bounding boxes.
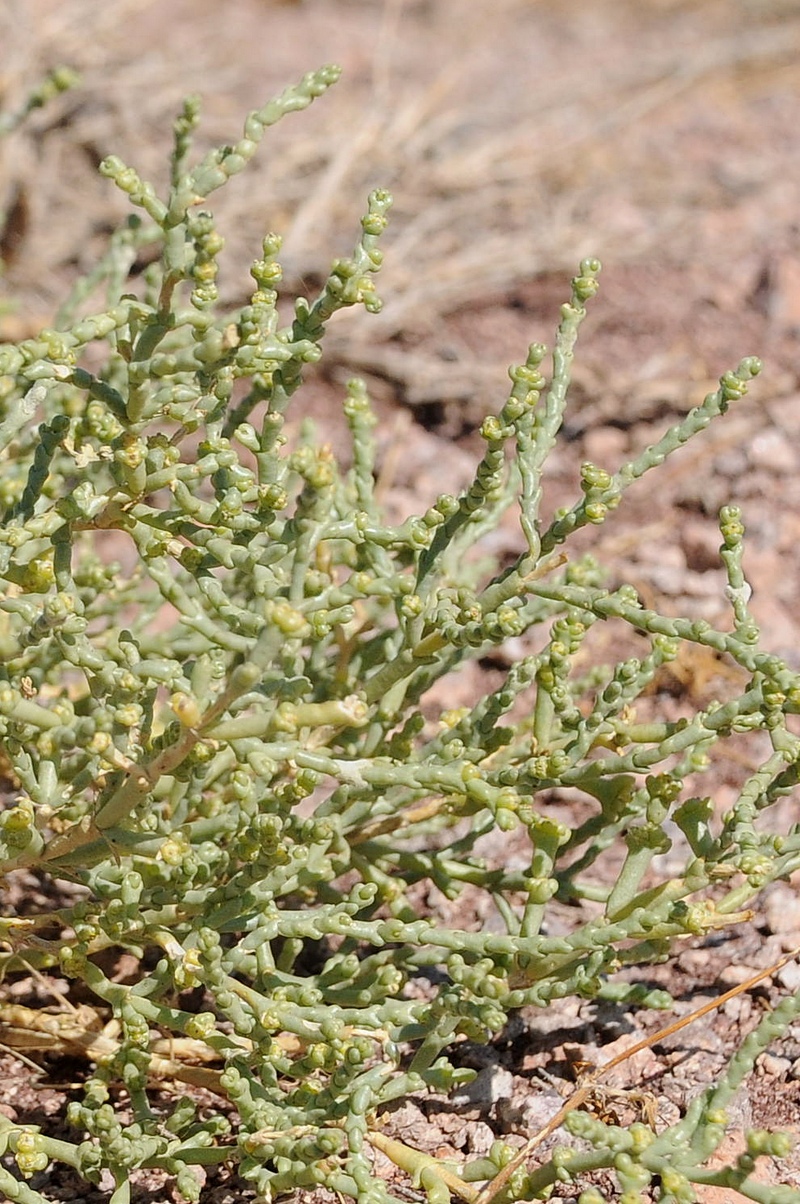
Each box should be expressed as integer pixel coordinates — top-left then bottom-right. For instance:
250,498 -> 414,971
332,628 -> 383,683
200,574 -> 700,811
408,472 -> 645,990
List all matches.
763,884 -> 800,940
451,1065 -> 514,1110
718,963 -> 758,987
757,1053 -> 791,1078
749,428 -> 797,473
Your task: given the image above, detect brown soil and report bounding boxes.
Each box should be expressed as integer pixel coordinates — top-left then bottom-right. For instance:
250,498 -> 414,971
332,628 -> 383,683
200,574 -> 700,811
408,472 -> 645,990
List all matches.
3,1 -> 800,1201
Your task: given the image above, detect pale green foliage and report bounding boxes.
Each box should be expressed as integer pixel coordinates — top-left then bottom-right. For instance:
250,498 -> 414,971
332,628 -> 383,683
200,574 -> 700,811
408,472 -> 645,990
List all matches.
0,66 -> 798,1204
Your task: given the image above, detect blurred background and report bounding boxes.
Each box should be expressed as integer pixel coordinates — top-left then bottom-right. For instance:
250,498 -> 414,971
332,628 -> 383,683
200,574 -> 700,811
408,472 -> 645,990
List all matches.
3,1 -> 799,343
2,0 -> 800,655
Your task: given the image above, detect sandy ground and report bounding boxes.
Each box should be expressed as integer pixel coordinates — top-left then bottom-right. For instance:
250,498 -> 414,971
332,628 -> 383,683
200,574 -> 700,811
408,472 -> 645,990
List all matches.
2,1 -> 800,1200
